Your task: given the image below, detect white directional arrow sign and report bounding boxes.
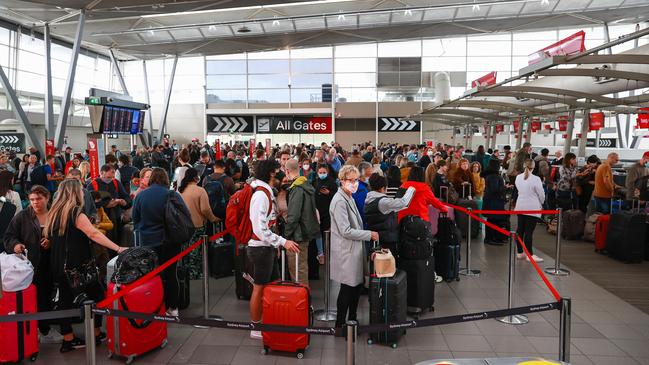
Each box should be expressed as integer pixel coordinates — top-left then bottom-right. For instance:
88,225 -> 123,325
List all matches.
380,118 -> 420,132
211,117 -> 223,132
223,117 -> 233,131
238,117 -> 248,132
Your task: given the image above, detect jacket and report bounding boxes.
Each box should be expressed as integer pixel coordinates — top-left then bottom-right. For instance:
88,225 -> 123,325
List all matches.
514,173 -> 545,218
248,179 -> 286,248
483,169 -> 506,201
594,162 -> 615,199
313,176 -> 338,230
471,172 -> 485,198
534,155 -> 551,183
352,180 -> 369,227
329,189 -> 371,287
132,184 -> 171,247
180,183 -> 219,228
3,207 -> 47,270
625,162 -> 648,200
345,155 -> 362,167
285,176 -> 320,242
397,181 -> 447,222
95,207 -> 114,235
364,188 -> 415,243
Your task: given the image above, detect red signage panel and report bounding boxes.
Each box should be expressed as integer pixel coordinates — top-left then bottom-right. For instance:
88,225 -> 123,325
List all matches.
471,71 -> 497,88
249,138 -> 256,160
557,115 -> 569,131
637,108 -> 649,129
265,138 -> 271,157
215,139 -> 221,160
589,112 -> 605,131
87,138 -> 100,179
528,30 -> 586,65
495,124 -> 504,133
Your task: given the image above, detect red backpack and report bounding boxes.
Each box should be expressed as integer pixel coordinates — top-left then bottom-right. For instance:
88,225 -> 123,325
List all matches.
225,183 -> 272,246
91,178 -> 119,192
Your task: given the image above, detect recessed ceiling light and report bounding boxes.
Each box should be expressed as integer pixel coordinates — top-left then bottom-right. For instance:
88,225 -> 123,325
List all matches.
337,13 -> 346,21
472,0 -> 480,12
404,9 -> 413,16
272,17 -> 280,26
540,0 -> 550,5
208,25 -> 216,31
148,28 -> 155,35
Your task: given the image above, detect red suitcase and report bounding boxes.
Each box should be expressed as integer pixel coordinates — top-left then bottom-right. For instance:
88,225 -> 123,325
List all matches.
0,285 -> 38,362
595,214 -> 611,252
261,251 -> 310,359
107,276 -> 168,364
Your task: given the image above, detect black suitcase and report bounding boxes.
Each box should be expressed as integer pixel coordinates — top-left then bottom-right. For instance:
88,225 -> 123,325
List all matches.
208,238 -> 234,278
562,209 -> 585,240
455,185 -> 480,239
368,270 -> 407,348
177,265 -> 190,310
606,212 -> 646,263
434,243 -> 460,282
234,244 -> 254,300
398,257 -> 434,316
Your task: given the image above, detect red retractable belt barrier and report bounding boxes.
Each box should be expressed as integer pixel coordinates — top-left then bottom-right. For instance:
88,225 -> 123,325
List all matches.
472,209 -> 560,215
97,231 -> 228,308
445,203 -> 562,302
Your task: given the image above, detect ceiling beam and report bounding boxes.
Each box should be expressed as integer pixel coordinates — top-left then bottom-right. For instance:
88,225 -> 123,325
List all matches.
420,108 -> 514,121
447,100 -> 550,115
484,85 -> 620,105
537,68 -> 649,83
556,54 -> 649,65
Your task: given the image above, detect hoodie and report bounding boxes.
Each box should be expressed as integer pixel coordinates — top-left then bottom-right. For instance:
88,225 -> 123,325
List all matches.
285,176 -> 321,242
397,181 -> 447,222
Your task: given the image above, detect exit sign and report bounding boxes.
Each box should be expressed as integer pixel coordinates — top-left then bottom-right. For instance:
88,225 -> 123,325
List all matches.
86,97 -> 102,105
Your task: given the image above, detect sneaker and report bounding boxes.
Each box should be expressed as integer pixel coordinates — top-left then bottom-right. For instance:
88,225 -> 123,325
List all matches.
516,253 -> 526,260
40,329 -> 64,344
165,308 -> 179,317
434,273 -> 444,283
95,332 -> 107,346
250,330 -> 262,340
317,254 -> 325,265
60,337 -> 85,353
527,254 -> 545,263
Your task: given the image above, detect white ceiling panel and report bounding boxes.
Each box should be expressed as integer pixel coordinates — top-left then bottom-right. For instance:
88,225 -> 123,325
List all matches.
455,4 -> 489,19
232,22 -> 264,35
522,0 -> 559,14
488,3 -> 525,17
554,0 -> 593,11
260,19 -> 295,33
139,30 -> 173,42
325,14 -> 358,29
588,0 -> 626,7
200,25 -> 233,37
358,12 -> 391,26
390,9 -> 424,23
422,7 -> 458,21
293,17 -> 326,31
169,28 -> 203,40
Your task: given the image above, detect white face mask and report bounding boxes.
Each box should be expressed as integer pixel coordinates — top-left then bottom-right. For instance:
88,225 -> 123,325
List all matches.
303,164 -> 310,170
427,151 -> 434,157
345,181 -> 359,194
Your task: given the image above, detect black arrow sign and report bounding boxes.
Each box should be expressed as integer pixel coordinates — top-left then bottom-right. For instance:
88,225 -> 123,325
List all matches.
0,133 -> 25,154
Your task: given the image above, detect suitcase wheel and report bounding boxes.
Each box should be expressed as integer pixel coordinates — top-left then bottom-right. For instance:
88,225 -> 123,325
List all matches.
30,353 -> 38,362
367,339 -> 373,345
261,347 -> 269,355
455,277 -> 460,282
161,339 -> 168,349
108,352 -> 114,359
125,355 -> 135,365
296,351 -> 305,359
391,343 -> 398,349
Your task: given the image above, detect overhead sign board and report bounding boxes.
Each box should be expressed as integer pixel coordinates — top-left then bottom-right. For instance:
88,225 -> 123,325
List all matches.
471,71 -> 497,88
586,138 -> 616,148
0,133 -> 25,154
256,116 -> 332,134
528,30 -> 586,65
207,115 -> 254,133
379,118 -> 420,132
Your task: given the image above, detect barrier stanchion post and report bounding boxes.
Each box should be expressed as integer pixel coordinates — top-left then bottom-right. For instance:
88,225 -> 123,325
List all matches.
497,231 -> 529,325
195,225 -> 223,328
315,230 -> 337,321
346,320 -> 357,365
545,208 -> 570,276
84,301 -> 96,365
559,297 -> 572,363
460,207 -> 480,277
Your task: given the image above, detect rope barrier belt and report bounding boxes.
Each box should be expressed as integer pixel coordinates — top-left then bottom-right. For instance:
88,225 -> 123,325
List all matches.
0,308 -> 81,323
444,203 -> 563,302
471,209 -> 560,215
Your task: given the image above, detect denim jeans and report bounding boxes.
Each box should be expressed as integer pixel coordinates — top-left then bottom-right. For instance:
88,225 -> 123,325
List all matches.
594,197 -> 612,214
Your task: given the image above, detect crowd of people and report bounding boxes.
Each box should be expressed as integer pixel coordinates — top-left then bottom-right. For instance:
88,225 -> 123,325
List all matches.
1,136 -> 647,349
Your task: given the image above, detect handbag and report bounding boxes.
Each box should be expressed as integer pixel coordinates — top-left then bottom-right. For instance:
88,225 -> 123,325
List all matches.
0,252 -> 34,292
371,249 -> 396,278
62,223 -> 100,297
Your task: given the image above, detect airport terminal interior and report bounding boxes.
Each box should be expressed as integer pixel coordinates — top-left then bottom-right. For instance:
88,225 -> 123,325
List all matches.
1,0 -> 649,364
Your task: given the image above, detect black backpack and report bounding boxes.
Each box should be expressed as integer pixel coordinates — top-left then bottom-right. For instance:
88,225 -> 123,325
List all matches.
164,191 -> 196,245
436,213 -> 461,247
30,165 -> 48,186
204,175 -> 228,220
398,215 -> 433,259
112,247 -> 158,284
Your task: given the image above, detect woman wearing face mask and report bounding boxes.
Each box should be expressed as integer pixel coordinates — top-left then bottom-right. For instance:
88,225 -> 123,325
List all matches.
313,164 -> 337,264
300,158 -> 316,182
330,165 -> 379,331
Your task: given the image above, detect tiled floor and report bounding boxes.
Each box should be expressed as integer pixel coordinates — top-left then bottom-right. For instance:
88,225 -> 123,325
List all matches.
35,225 -> 649,365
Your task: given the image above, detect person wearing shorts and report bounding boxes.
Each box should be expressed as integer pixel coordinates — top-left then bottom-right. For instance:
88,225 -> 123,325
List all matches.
247,159 -> 300,340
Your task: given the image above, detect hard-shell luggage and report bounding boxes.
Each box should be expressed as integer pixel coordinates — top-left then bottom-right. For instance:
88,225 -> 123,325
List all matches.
368,269 -> 407,348
107,276 -> 168,364
398,258 -> 434,317
606,212 -> 646,263
428,206 -> 455,236
234,244 -> 254,300
583,213 -> 600,242
436,213 -> 462,247
208,237 -> 234,278
262,251 -> 311,359
0,285 -> 38,363
434,242 -> 460,282
455,185 -> 480,239
562,209 -> 585,240
595,214 -> 610,252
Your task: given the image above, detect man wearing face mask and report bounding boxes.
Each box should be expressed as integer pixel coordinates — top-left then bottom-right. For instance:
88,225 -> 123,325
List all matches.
626,151 -> 649,200
284,159 -> 320,286
87,164 -> 132,244
419,148 -> 435,170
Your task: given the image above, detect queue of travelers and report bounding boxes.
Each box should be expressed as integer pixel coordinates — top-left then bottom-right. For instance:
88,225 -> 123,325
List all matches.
1,136 -> 647,353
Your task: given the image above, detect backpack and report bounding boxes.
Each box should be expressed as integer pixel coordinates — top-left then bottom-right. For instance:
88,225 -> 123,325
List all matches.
225,183 -> 272,245
164,191 -> 196,245
30,165 -> 48,186
111,247 -> 158,284
550,166 -> 560,183
204,175 -> 228,220
91,178 -> 119,193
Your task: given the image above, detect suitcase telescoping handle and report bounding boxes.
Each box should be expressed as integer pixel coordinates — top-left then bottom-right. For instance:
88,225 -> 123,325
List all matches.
463,182 -> 472,199
280,247 -> 300,283
439,185 -> 449,202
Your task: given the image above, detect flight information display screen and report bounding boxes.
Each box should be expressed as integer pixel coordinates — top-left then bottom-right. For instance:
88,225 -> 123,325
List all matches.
101,106 -> 146,134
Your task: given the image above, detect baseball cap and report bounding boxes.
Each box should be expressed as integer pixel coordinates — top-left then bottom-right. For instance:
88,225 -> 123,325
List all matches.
643,151 -> 649,160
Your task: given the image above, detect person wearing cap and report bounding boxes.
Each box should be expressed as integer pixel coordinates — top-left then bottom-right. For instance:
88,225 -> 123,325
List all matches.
626,151 -> 649,200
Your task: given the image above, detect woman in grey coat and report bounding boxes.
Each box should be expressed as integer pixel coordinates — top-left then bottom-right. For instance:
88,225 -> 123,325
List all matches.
330,165 -> 379,330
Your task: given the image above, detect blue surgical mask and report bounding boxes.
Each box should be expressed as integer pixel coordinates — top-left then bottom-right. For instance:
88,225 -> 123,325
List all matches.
645,162 -> 649,168
318,173 -> 328,180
